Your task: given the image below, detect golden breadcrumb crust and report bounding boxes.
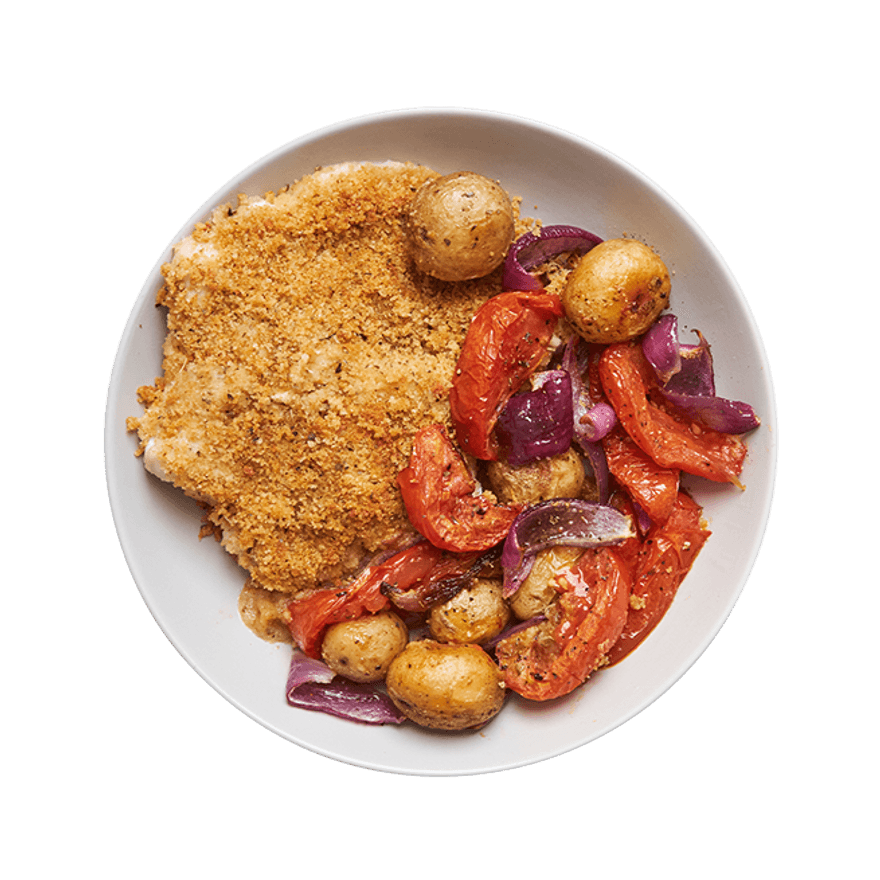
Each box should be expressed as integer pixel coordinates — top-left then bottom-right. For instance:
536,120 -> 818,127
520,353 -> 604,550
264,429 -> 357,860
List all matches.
128,162 -> 536,606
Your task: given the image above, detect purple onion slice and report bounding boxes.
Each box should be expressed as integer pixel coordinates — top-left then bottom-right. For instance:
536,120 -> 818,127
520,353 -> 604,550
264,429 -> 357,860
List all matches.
501,499 -> 635,597
560,335 -> 617,445
556,336 -> 613,503
579,439 -> 611,505
666,329 -> 716,397
503,225 -> 603,291
496,370 -> 573,466
287,652 -> 336,689
642,314 -> 760,434
663,388 -> 759,433
642,314 -> 682,384
286,651 -> 405,725
631,500 -> 653,534
382,547 -> 501,613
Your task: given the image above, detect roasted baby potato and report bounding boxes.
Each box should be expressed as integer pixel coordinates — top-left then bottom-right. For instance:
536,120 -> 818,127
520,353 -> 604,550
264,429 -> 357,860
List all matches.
428,577 -> 510,646
320,611 -> 408,683
405,171 -> 515,281
509,546 -> 584,620
486,447 -> 586,505
562,238 -> 671,343
386,640 -> 506,730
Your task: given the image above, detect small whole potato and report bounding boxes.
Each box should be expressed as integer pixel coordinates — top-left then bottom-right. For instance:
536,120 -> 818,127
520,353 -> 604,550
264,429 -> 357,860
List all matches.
509,546 -> 584,620
320,611 -> 408,683
562,238 -> 671,343
405,171 -> 515,281
386,640 -> 506,730
428,577 -> 510,646
486,447 -> 586,506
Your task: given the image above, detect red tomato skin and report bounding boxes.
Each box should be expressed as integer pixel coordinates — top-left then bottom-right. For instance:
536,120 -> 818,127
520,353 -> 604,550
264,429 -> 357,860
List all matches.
495,547 -> 632,701
397,424 -> 521,552
599,343 -> 747,485
603,428 -> 680,525
608,492 -> 645,572
286,571 -> 390,659
605,491 -> 711,666
449,290 -> 563,460
287,541 -> 448,658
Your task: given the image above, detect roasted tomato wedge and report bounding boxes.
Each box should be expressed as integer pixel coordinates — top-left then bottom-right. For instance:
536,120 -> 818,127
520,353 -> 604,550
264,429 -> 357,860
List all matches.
605,491 -> 711,666
379,546 -> 498,613
608,492 -> 648,571
599,342 -> 747,485
603,427 -> 680,525
494,547 -> 632,700
449,290 -> 564,460
397,423 -> 521,552
287,541 -> 472,658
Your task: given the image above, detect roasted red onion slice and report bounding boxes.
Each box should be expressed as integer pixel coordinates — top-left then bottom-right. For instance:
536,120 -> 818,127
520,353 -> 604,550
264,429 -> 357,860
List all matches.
561,335 -> 617,445
503,225 -> 603,291
580,439 -> 611,505
556,336 -> 614,503
668,330 -> 716,396
286,651 -> 405,725
287,652 -> 336,689
643,315 -> 761,434
501,499 -> 635,596
382,573 -> 467,613
642,314 -> 682,384
496,370 -> 573,466
667,394 -> 760,434
381,547 -> 501,613
631,500 -> 653,534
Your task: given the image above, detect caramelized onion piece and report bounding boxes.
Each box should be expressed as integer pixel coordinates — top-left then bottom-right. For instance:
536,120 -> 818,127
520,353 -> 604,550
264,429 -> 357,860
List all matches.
642,315 -> 760,434
561,335 -> 617,444
497,370 -> 573,467
286,651 -> 405,725
503,225 -> 603,291
501,499 -> 634,597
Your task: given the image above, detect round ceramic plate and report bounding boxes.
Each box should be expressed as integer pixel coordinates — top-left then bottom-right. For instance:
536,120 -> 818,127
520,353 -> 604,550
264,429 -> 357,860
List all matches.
105,108 -> 776,775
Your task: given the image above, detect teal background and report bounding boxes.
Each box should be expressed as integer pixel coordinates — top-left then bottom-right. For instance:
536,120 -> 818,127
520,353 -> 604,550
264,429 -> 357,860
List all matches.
0,0 -> 877,878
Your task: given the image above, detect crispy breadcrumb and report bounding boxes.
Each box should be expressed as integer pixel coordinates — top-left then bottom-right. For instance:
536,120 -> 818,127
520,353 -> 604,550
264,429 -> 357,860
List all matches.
129,162 -> 533,608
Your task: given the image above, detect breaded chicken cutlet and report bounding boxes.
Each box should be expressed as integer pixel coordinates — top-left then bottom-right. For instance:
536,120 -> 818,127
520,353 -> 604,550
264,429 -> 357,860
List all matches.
128,161 -> 529,639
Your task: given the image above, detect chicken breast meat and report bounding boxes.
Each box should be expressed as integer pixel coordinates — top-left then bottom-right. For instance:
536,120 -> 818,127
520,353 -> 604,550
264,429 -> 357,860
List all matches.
128,161 -> 527,629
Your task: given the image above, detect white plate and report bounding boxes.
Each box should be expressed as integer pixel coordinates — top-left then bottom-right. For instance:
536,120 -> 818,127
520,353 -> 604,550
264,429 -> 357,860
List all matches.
105,108 -> 776,776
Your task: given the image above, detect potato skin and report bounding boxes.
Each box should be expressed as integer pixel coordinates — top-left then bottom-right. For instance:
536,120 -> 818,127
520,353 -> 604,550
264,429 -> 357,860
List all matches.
509,546 -> 584,620
386,640 -> 506,730
486,447 -> 586,506
320,611 -> 408,683
562,238 -> 671,343
428,577 -> 510,646
405,172 -> 515,281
